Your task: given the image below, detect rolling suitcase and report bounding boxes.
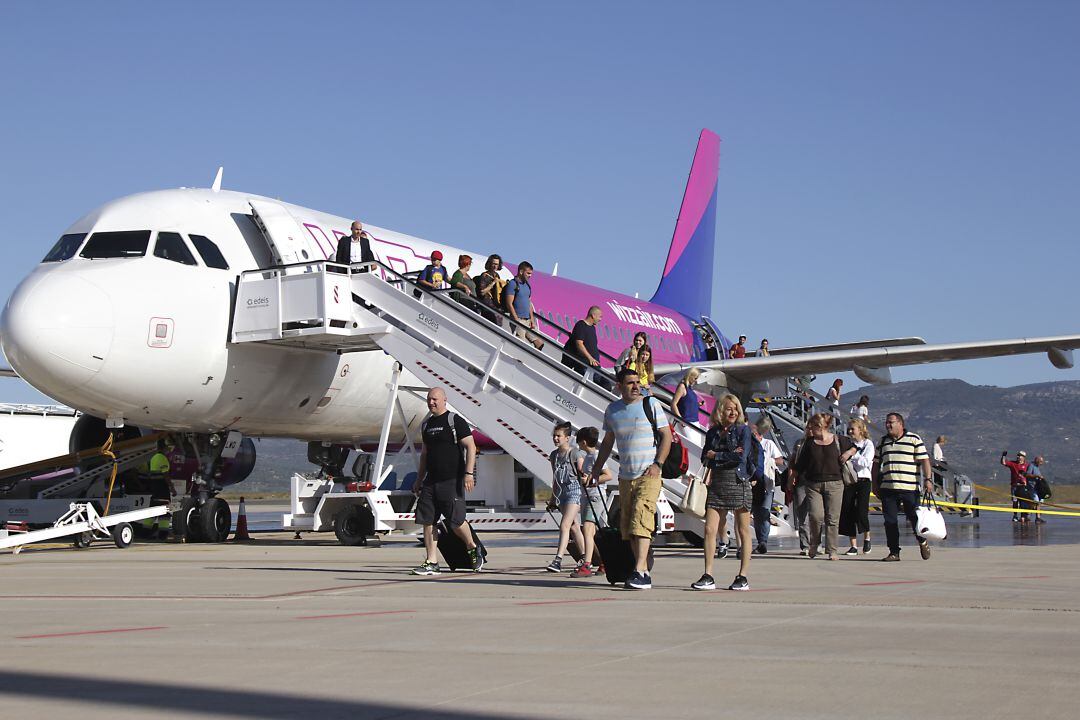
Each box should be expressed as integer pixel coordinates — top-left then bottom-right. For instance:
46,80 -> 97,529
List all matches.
436,520 -> 487,571
591,492 -> 653,585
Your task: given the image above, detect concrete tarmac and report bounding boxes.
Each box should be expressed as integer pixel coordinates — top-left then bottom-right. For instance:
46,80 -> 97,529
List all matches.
1,532 -> 1078,719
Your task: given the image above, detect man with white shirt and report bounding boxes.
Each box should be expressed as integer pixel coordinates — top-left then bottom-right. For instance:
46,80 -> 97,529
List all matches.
751,419 -> 786,554
335,220 -> 374,265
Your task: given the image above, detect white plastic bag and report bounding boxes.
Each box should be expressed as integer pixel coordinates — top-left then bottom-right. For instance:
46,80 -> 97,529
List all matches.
916,497 -> 947,542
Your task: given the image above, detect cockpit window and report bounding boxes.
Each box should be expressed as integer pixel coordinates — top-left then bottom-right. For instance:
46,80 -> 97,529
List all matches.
154,232 -> 198,266
189,234 -> 229,270
42,233 -> 87,263
79,230 -> 151,259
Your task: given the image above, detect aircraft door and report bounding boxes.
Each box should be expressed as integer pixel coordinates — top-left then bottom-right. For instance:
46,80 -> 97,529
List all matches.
699,315 -> 728,360
248,200 -> 324,267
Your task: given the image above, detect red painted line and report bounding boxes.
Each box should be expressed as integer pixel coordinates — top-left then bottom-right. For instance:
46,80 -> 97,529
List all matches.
855,580 -> 927,587
17,626 -> 168,640
517,597 -> 614,607
0,579 -> 410,603
295,609 -> 416,621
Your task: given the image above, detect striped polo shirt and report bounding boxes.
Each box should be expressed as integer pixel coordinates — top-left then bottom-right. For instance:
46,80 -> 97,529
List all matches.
877,431 -> 929,491
603,396 -> 666,480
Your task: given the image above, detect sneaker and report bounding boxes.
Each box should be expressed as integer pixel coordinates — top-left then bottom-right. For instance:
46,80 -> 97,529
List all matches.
863,539 -> 872,554
753,543 -> 767,555
881,554 -> 901,562
691,573 -> 716,591
728,575 -> 750,591
411,560 -> 441,575
716,543 -> 729,559
1012,517 -> 1020,523
570,562 -> 593,578
468,546 -> 485,572
919,541 -> 931,560
799,548 -> 808,556
625,571 -> 651,590
545,556 -> 563,573
845,547 -> 859,556
1035,518 -> 1047,524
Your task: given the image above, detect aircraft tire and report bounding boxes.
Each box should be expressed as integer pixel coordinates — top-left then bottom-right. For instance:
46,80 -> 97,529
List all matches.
174,497 -> 203,543
200,497 -> 231,543
112,522 -> 134,548
334,505 -> 373,546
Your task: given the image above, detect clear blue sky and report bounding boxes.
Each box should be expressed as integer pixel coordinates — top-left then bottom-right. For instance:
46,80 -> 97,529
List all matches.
1,1 -> 1078,404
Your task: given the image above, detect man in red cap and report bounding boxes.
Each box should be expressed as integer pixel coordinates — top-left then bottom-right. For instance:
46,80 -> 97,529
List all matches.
418,250 -> 447,292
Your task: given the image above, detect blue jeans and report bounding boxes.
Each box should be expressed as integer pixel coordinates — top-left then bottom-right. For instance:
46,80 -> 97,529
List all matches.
879,488 -> 923,555
752,488 -> 773,547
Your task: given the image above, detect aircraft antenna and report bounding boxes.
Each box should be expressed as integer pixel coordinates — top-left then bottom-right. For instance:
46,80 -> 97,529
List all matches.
552,262 -> 558,277
211,166 -> 224,192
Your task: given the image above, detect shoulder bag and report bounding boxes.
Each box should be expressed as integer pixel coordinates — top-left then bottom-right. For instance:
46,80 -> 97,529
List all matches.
834,435 -> 859,486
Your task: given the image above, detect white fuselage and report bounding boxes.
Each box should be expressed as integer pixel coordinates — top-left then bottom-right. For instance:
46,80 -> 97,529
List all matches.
1,189 -> 479,442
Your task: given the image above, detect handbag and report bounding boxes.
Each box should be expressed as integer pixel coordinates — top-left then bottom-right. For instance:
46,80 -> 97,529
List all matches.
916,493 -> 948,542
834,436 -> 859,486
680,469 -> 708,519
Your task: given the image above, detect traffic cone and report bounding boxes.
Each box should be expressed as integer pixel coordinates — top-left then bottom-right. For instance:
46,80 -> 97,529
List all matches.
233,496 -> 251,541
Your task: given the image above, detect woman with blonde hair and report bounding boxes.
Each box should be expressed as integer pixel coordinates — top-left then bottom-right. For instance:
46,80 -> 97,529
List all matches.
792,413 -> 858,560
632,345 -> 655,395
839,418 -> 875,554
691,394 -> 754,591
670,367 -> 702,424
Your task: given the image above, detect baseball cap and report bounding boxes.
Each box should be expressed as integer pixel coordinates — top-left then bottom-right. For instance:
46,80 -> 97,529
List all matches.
431,250 -> 443,260
1017,450 -> 1027,457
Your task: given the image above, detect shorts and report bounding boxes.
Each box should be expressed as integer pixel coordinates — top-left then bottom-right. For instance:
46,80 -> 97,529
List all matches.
553,481 -> 582,507
415,481 -> 466,528
513,324 -> 543,347
581,489 -> 607,525
618,472 -> 661,540
705,467 -> 751,511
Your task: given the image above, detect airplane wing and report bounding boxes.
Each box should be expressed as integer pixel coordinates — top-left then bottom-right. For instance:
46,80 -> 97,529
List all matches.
0,367 -> 18,378
655,334 -> 1080,385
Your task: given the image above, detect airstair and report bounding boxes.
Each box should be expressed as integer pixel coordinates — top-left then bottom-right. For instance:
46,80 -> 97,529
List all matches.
0,433 -> 171,526
230,260 -> 714,536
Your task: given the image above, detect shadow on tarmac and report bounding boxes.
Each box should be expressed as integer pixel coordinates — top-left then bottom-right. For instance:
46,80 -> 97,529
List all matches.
0,669 -> 534,720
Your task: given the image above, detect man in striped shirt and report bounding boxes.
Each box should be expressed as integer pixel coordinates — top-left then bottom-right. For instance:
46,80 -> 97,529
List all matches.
872,412 -> 934,562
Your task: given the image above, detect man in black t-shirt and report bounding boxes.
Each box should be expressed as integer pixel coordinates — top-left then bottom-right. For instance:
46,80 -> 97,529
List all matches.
411,387 -> 483,574
562,306 -> 603,376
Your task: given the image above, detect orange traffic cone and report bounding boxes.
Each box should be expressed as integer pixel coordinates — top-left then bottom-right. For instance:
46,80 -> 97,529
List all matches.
233,496 -> 251,541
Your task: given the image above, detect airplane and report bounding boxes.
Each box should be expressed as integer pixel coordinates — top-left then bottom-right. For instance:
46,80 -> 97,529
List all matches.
2,129 -> 1078,539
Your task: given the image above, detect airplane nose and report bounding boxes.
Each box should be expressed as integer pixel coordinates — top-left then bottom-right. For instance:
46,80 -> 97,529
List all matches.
1,272 -> 114,392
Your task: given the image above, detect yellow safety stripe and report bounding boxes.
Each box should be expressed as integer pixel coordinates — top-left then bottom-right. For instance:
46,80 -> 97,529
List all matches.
934,499 -> 1080,518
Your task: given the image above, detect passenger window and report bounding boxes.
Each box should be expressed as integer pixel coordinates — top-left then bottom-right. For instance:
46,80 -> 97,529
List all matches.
42,233 -> 86,262
153,232 -> 198,266
190,234 -> 230,270
79,230 -> 151,259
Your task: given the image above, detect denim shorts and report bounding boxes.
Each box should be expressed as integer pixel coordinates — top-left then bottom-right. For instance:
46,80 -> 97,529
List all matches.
554,482 -> 582,507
